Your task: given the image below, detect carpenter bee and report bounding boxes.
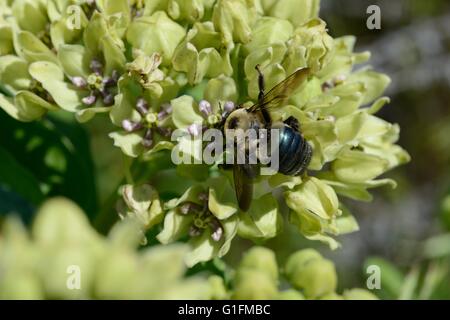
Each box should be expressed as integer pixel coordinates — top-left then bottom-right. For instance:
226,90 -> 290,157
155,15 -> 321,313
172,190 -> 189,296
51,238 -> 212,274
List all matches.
219,65 -> 313,211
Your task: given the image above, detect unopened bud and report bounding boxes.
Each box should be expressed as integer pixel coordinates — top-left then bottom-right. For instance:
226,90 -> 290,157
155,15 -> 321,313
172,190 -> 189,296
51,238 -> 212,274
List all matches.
199,100 -> 212,116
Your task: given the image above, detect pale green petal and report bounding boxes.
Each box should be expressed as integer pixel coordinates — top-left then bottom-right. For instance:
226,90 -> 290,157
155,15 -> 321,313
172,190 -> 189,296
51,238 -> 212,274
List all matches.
50,10 -> 87,49
332,148 -> 389,183
76,106 -> 111,123
238,193 -> 282,241
217,214 -> 238,257
0,89 -> 57,122
127,11 -> 186,66
172,36 -> 233,85
208,178 -> 238,220
0,55 -> 32,92
319,171 -> 397,202
57,44 -> 90,78
28,61 -> 84,112
14,31 -> 58,64
346,68 -> 391,105
109,131 -> 144,158
171,94 -> 203,129
185,231 -> 219,267
0,24 -> 13,55
261,0 -> 319,27
204,75 -> 238,106
212,0 -> 257,46
243,16 -> 293,54
120,184 -> 164,229
268,174 -> 302,190
157,210 -> 193,244
286,177 -> 341,221
12,0 -> 48,34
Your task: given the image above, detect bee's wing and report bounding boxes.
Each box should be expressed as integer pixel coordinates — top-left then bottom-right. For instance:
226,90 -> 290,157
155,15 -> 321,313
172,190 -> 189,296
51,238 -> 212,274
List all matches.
233,164 -> 256,211
248,68 -> 310,113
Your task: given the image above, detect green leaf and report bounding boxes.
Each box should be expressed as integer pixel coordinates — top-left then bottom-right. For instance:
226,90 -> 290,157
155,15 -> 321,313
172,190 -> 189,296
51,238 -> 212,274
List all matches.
0,110 -> 98,219
423,234 -> 450,259
0,146 -> 44,206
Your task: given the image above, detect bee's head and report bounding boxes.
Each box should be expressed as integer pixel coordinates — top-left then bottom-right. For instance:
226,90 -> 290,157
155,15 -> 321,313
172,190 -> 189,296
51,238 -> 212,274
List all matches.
224,109 -> 251,131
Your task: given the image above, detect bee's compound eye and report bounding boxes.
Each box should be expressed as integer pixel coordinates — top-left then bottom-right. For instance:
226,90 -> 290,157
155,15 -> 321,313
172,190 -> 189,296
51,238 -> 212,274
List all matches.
227,116 -> 239,129
225,109 -> 250,131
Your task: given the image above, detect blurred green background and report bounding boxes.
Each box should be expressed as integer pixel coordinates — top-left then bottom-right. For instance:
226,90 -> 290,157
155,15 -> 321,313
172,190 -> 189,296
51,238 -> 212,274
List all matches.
1,0 -> 450,299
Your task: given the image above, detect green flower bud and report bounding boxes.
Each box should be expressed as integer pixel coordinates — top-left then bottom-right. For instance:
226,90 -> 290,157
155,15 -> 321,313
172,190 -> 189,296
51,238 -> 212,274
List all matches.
276,289 -> 305,300
284,249 -> 337,298
32,197 -> 100,246
239,246 -> 279,282
343,288 -> 378,300
0,198 -> 211,299
232,269 -> 278,300
0,272 -> 43,299
208,275 -> 229,300
320,292 -> 344,300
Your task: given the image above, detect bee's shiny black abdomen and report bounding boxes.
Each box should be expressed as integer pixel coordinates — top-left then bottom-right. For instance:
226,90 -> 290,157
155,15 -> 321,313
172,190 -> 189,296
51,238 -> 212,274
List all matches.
277,125 -> 312,176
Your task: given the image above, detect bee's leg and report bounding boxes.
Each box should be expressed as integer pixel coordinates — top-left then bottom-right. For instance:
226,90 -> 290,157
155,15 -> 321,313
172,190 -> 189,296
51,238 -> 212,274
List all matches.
284,116 -> 300,131
255,64 -> 265,102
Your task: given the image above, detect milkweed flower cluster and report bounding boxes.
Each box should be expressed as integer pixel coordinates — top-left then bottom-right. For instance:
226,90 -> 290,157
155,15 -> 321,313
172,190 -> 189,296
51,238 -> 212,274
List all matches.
0,198 -> 376,300
230,246 -> 378,300
0,198 -> 210,299
0,0 -> 410,266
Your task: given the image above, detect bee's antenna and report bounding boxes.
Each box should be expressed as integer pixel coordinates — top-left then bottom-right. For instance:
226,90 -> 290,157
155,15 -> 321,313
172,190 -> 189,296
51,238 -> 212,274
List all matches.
218,101 -> 223,113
